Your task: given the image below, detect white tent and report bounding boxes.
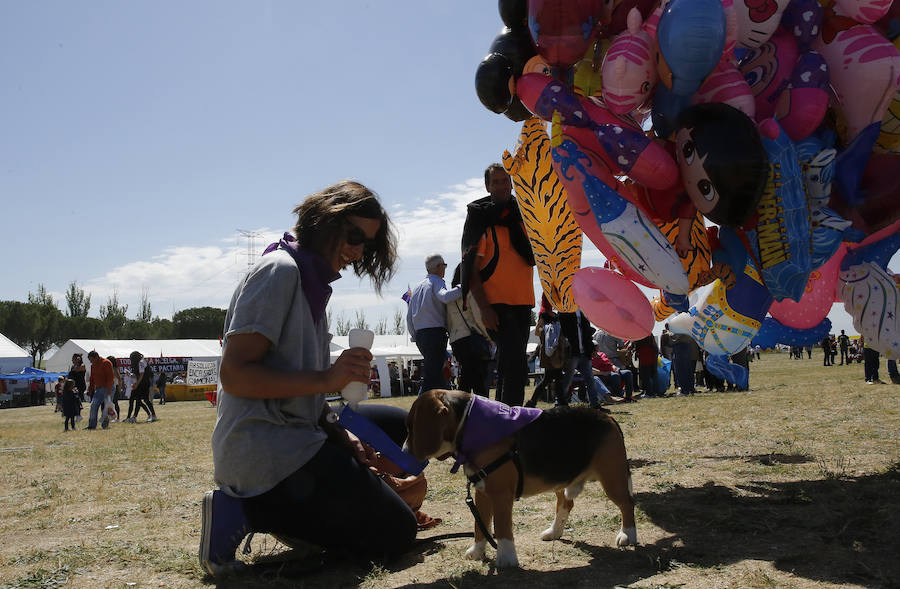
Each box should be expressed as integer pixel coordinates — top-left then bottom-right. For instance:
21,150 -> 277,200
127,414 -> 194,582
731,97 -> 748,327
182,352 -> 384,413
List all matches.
0,332 -> 32,374
330,335 -> 422,397
45,339 -> 222,377
330,333 -> 540,397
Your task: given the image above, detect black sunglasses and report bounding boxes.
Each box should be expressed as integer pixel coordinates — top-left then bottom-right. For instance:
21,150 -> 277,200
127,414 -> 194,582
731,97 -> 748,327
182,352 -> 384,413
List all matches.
344,222 -> 377,250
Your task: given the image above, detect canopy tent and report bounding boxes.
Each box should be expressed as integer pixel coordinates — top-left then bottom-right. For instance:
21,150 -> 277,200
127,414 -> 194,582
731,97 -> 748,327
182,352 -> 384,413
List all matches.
45,339 -> 222,377
330,335 -> 422,397
0,332 -> 32,375
330,334 -> 540,397
0,366 -> 68,382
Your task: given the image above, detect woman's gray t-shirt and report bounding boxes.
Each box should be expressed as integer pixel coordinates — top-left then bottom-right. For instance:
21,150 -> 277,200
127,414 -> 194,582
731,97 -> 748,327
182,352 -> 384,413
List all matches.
212,249 -> 332,498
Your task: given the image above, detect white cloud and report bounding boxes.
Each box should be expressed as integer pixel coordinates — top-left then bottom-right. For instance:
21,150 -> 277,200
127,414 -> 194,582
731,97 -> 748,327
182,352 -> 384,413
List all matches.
81,231 -> 281,318
75,180 -> 487,323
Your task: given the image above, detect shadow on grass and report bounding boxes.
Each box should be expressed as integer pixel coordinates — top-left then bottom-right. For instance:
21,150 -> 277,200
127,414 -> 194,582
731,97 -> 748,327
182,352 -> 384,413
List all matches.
633,464 -> 900,588
703,452 -> 816,465
208,465 -> 899,588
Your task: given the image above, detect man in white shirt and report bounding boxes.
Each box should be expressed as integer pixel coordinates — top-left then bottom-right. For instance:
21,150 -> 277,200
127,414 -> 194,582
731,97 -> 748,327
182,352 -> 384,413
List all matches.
406,253 -> 462,394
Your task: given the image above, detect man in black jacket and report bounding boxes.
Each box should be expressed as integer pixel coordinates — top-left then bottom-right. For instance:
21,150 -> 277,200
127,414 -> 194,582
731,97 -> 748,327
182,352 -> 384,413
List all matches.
460,164 -> 535,406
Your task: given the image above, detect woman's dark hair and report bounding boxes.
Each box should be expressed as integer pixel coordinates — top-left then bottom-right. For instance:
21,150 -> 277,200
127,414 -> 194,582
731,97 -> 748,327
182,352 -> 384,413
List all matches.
292,180 -> 397,294
676,102 -> 767,227
129,351 -> 142,376
106,356 -> 118,368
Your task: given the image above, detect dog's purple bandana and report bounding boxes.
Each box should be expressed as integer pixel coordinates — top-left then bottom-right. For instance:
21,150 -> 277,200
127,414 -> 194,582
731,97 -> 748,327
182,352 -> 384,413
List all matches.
450,396 -> 542,473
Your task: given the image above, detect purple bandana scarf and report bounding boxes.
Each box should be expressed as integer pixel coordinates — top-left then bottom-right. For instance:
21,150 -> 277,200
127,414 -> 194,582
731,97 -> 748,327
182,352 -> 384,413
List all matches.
451,395 -> 542,473
263,232 -> 340,323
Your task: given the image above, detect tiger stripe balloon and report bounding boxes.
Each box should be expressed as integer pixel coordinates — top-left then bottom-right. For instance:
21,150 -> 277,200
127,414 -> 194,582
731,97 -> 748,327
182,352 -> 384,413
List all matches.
659,211 -> 712,289
503,117 -> 582,312
652,211 -> 713,320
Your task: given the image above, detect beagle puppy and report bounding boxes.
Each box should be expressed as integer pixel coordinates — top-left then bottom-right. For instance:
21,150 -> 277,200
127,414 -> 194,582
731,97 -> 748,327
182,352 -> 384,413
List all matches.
404,389 -> 637,568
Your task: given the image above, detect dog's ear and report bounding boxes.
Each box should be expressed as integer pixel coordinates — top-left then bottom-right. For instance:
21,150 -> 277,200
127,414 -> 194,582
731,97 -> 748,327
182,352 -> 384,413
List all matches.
434,390 -> 450,416
406,390 -> 451,460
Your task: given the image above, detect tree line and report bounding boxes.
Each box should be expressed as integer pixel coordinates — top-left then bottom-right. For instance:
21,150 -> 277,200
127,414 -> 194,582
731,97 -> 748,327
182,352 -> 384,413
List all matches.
1,282 -> 409,367
0,282 -> 228,366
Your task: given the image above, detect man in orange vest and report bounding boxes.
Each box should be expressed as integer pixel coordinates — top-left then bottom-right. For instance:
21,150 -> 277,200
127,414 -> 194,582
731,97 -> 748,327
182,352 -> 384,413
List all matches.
461,164 -> 535,406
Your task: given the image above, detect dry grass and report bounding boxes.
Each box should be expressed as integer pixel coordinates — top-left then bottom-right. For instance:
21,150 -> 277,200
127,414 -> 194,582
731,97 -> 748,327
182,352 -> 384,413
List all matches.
1,352 -> 898,588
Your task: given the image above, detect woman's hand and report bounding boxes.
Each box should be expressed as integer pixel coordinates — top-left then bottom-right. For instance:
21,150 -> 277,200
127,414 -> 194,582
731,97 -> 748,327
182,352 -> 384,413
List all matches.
333,427 -> 376,466
325,348 -> 373,392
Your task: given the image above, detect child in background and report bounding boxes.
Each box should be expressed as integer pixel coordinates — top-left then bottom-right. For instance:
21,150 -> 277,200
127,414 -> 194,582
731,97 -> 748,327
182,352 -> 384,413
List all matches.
54,376 -> 65,412
62,378 -> 81,432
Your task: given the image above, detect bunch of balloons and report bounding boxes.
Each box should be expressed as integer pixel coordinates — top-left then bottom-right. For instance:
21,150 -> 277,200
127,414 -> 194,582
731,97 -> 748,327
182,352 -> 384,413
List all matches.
476,0 -> 900,381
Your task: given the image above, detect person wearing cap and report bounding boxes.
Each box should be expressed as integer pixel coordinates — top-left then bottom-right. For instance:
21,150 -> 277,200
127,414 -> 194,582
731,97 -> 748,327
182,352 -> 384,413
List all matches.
406,253 -> 462,394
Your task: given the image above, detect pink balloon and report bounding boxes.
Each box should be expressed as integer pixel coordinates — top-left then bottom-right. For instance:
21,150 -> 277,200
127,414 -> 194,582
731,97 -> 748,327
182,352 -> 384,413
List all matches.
812,22 -> 900,141
573,267 -> 654,340
768,248 -> 843,328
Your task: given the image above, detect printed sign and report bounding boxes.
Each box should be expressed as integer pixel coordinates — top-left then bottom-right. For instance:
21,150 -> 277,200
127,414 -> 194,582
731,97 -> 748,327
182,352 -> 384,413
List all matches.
187,360 -> 218,386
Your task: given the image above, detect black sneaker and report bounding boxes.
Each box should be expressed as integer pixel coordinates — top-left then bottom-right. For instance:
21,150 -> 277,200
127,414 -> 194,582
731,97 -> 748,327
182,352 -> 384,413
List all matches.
199,490 -> 252,576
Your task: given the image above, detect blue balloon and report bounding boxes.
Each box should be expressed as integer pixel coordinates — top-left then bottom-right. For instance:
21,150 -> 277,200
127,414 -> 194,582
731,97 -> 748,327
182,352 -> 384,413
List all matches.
657,0 -> 726,96
656,357 -> 672,396
747,121 -> 811,302
841,232 -> 900,272
834,122 -> 881,206
651,84 -> 692,139
751,316 -> 832,349
706,354 -> 748,390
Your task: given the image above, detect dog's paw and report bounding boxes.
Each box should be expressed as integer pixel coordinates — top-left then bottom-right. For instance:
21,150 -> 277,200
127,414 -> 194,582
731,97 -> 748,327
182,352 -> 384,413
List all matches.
495,539 -> 519,568
540,525 -> 563,541
465,540 -> 486,560
615,527 -> 638,547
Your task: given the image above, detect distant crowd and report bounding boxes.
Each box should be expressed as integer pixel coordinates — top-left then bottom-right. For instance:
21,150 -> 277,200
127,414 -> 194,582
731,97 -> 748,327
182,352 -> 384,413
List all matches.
51,351 -> 181,430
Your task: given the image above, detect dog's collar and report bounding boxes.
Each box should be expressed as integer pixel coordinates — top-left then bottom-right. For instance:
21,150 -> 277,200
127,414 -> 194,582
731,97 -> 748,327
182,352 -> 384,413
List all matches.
450,395 -> 475,454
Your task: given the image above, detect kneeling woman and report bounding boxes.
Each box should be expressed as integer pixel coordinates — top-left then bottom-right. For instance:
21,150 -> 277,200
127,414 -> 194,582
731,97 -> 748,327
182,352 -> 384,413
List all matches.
200,181 -> 417,575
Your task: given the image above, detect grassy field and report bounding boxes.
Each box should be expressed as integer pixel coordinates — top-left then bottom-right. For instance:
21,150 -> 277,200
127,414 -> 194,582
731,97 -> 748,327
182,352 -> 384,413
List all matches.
1,351 -> 898,589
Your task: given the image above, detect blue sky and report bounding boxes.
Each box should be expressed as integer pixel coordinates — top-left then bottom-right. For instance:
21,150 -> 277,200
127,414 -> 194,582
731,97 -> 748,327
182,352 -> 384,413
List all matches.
0,1 -> 869,335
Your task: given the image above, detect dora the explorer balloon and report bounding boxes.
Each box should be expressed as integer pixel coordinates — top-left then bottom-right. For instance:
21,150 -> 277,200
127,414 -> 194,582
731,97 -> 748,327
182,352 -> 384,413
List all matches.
673,103 -> 768,239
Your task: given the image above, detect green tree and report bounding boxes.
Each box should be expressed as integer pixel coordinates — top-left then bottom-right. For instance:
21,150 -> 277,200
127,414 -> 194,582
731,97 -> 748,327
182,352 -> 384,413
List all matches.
352,310 -> 369,331
64,281 -> 91,318
99,290 -> 128,338
5,287 -> 65,366
138,288 -> 152,323
60,315 -> 108,341
122,319 -> 153,339
149,317 -> 176,339
374,315 -> 388,335
172,306 -> 227,338
333,312 -> 351,336
0,301 -> 34,347
392,307 -> 405,335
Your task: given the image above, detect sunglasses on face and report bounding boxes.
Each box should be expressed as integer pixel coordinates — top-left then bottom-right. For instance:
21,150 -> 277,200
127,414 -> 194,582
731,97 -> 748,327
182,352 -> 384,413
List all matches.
344,222 -> 377,251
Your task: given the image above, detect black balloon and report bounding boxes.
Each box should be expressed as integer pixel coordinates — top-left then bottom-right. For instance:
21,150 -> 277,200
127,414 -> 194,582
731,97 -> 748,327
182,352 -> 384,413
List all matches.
499,0 -> 528,29
488,26 -> 537,77
476,53 -> 514,113
504,97 -> 533,122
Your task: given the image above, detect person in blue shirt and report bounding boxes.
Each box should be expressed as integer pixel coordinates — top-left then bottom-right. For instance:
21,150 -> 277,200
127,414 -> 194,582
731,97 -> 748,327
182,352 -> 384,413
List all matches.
406,253 -> 462,394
